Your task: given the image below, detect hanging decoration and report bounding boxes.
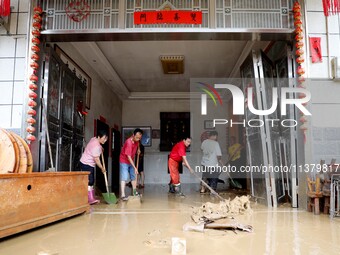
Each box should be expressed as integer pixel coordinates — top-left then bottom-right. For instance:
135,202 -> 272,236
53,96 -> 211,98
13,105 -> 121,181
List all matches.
65,0 -> 90,22
293,1 -> 308,143
0,0 -> 10,16
26,6 -> 42,143
309,37 -> 322,63
322,0 -> 340,16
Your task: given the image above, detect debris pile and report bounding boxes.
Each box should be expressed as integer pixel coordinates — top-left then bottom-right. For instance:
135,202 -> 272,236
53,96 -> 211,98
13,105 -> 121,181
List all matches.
184,195 -> 253,233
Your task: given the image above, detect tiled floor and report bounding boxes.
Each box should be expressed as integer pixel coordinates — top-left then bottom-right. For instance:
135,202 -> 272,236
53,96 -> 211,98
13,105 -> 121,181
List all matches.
1,184 -> 339,255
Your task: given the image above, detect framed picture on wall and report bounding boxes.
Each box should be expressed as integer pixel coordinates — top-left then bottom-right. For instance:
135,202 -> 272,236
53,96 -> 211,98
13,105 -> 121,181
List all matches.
122,126 -> 152,147
54,44 -> 92,109
204,120 -> 215,130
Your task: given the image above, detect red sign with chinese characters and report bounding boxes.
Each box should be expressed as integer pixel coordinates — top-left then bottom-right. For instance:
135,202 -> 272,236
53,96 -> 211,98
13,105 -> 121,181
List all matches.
134,11 -> 202,25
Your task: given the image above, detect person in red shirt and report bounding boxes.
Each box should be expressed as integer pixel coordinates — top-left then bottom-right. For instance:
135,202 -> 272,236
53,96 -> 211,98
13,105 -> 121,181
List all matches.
119,128 -> 143,201
168,136 -> 194,196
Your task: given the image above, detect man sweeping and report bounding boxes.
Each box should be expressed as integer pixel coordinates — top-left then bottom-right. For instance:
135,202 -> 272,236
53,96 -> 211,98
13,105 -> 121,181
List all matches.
119,128 -> 143,201
168,135 -> 194,196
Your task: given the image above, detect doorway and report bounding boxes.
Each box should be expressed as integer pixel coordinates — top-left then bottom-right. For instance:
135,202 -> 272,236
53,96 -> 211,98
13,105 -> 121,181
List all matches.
240,45 -> 298,208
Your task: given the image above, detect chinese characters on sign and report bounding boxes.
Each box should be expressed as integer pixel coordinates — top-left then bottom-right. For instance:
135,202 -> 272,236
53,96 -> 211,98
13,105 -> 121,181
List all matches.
134,11 -> 202,25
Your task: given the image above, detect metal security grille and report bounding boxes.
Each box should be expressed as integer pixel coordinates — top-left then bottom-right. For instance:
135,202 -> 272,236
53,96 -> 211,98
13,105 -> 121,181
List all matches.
330,175 -> 340,218
125,0 -> 209,29
216,0 -> 294,29
41,0 -> 295,31
42,0 -> 120,30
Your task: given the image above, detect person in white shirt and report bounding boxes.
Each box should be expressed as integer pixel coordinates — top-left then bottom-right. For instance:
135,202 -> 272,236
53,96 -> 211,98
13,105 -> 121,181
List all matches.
200,131 -> 223,193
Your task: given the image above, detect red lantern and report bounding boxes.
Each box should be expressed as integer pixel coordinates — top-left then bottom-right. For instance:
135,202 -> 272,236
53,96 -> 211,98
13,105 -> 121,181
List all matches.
295,41 -> 304,49
294,13 -> 302,20
295,27 -> 303,34
27,118 -> 36,124
297,84 -> 306,89
295,34 -> 303,41
29,83 -> 38,90
32,22 -> 42,30
29,92 -> 38,99
297,66 -> 305,75
298,93 -> 307,99
26,126 -> 36,133
32,37 -> 41,45
298,76 -> 306,83
26,134 -> 36,141
32,30 -> 41,37
33,14 -> 42,22
27,109 -> 37,116
294,20 -> 302,27
28,100 -> 37,108
30,62 -> 39,70
293,2 -> 301,12
30,74 -> 38,82
31,53 -> 39,61
31,45 -> 40,53
296,56 -> 305,64
300,116 -> 307,123
296,48 -> 304,56
300,125 -> 308,131
33,6 -> 43,15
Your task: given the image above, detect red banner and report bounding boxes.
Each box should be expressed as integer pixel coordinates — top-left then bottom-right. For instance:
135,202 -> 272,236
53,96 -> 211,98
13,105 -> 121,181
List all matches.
309,37 -> 322,63
134,11 -> 202,25
0,0 -> 11,16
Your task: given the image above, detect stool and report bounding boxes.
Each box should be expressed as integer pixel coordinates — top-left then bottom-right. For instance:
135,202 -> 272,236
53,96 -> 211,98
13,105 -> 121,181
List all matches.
307,175 -> 323,215
322,190 -> 331,214
307,192 -> 323,215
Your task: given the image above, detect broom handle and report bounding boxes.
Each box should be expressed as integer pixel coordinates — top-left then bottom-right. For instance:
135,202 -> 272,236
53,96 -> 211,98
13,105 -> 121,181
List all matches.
191,171 -> 224,201
42,98 -> 54,169
136,144 -> 140,169
101,153 -> 109,193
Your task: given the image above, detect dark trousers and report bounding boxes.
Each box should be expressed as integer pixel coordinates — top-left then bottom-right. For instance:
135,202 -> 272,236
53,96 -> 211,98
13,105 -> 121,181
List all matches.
230,158 -> 246,189
80,162 -> 94,186
207,178 -> 218,190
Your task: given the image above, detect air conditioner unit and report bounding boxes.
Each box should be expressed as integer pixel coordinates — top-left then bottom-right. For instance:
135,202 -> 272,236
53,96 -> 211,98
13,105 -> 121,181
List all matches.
331,57 -> 340,81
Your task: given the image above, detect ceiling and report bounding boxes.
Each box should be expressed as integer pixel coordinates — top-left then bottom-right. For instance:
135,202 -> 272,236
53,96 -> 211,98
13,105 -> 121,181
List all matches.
67,40 -> 270,99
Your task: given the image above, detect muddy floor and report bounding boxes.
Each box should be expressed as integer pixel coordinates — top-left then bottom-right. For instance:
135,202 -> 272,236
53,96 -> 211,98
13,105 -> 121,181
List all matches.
1,184 -> 339,255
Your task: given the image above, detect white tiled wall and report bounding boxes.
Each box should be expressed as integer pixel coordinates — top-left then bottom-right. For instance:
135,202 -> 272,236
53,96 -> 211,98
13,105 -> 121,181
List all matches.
0,0 -> 29,131
306,0 -> 340,167
306,1 -> 340,78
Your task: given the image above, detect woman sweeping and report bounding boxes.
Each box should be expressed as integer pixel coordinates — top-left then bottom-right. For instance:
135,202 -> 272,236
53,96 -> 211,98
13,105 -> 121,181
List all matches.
79,130 -> 108,204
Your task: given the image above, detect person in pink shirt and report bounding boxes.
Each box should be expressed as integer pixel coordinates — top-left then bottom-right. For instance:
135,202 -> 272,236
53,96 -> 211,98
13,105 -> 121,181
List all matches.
80,130 -> 108,204
119,128 -> 143,201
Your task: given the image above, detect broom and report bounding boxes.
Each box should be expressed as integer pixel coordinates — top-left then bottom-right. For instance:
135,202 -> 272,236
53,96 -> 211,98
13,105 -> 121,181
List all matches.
101,153 -> 117,204
225,145 -> 243,189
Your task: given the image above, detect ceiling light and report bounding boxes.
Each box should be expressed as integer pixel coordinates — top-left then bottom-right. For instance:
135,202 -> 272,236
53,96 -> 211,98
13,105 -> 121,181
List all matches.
160,55 -> 184,74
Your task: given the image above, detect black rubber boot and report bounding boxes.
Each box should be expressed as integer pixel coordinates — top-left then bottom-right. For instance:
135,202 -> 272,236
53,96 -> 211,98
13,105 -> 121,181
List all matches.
174,184 -> 185,197
168,183 -> 175,193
